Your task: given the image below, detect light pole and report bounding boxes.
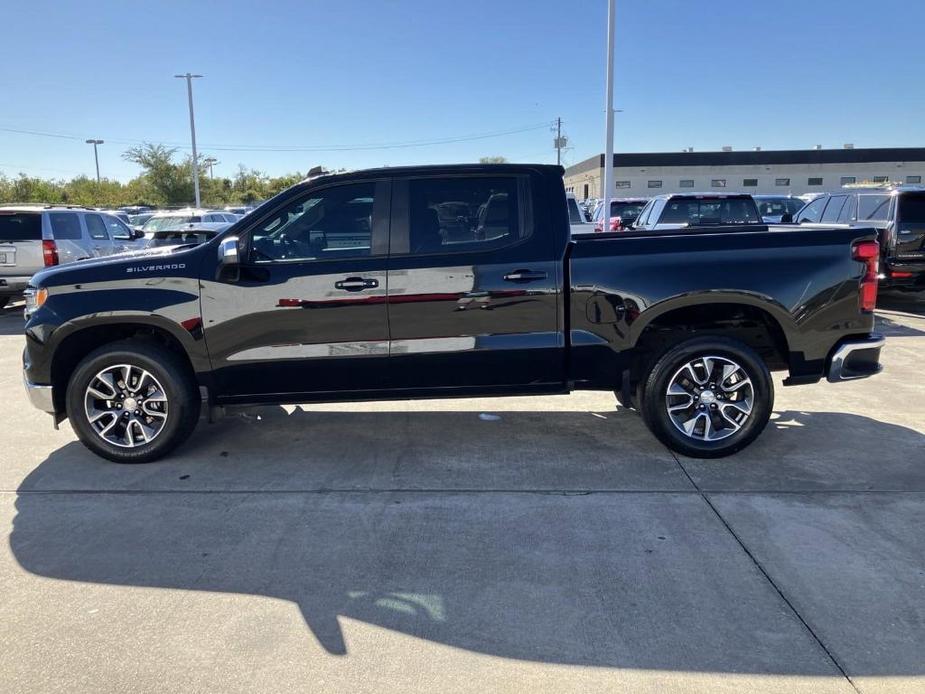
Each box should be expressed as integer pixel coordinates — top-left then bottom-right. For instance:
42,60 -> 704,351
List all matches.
204,157 -> 218,179
601,0 -> 616,227
85,139 -> 103,183
174,73 -> 203,207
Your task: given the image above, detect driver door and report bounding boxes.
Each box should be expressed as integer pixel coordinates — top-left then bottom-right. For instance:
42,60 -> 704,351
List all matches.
201,179 -> 392,400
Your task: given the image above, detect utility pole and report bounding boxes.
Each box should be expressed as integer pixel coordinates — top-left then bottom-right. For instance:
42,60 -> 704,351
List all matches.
555,117 -> 563,166
204,157 -> 218,179
602,0 -> 616,226
85,139 -> 103,183
174,73 -> 203,207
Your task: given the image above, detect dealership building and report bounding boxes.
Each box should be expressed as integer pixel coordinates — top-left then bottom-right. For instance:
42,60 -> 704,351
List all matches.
563,146 -> 925,199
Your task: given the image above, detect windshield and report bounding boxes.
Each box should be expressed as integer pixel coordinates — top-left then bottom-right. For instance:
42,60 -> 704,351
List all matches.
145,230 -> 217,248
756,198 -> 803,217
593,201 -> 647,222
142,215 -> 201,231
660,198 -> 760,225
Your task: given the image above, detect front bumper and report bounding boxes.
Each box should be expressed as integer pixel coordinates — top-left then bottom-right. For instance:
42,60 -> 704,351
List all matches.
23,374 -> 55,414
826,334 -> 885,383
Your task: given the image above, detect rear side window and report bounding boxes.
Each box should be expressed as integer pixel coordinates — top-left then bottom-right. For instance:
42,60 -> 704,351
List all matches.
567,198 -> 583,224
838,195 -> 858,223
821,195 -> 847,223
49,213 -> 82,240
407,176 -> 522,253
0,213 -> 42,241
858,195 -> 891,221
898,195 -> 925,224
84,214 -> 110,240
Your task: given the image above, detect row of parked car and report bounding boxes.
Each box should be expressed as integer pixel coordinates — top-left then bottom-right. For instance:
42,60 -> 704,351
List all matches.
0,204 -> 255,307
567,186 -> 925,292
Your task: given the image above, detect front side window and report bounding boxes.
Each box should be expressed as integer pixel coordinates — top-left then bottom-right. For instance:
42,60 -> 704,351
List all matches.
249,182 -> 376,262
898,194 -> 925,223
84,214 -> 110,240
104,215 -> 133,240
49,213 -> 82,240
796,196 -> 827,223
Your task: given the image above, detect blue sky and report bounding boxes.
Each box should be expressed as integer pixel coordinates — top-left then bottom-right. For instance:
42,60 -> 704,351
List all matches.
2,0 -> 923,182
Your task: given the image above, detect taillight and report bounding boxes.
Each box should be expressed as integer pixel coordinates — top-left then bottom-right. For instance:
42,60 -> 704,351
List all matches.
852,240 -> 879,312
890,270 -> 913,278
42,239 -> 59,267
610,216 -> 623,231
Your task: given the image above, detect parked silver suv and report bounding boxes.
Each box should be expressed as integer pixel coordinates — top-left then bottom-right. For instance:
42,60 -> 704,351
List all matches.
0,206 -> 142,307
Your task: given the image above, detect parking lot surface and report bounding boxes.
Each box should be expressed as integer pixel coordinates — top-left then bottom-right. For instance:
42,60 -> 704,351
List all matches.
1,295 -> 923,693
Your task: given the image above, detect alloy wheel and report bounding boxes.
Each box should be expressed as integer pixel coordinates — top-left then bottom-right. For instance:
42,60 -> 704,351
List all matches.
664,355 -> 754,442
83,364 -> 169,448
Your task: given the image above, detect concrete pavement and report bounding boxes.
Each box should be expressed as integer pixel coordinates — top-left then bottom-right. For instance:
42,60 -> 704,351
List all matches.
1,295 -> 923,693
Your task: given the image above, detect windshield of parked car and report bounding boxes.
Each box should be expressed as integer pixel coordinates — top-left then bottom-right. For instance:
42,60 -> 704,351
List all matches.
593,201 -> 647,222
142,215 -> 202,231
756,198 -> 804,218
659,198 -> 760,225
145,230 -> 217,247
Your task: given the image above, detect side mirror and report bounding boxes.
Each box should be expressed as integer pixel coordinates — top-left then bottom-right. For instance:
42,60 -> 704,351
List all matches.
218,236 -> 240,267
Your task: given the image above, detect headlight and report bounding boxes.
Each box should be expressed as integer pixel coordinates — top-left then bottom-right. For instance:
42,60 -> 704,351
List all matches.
24,286 -> 48,317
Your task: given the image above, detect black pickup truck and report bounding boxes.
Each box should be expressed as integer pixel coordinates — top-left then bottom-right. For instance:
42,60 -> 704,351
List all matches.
22,164 -> 884,463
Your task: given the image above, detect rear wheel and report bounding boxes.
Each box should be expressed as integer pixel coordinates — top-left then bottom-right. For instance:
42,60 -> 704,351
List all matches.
639,336 -> 773,458
66,340 -> 200,463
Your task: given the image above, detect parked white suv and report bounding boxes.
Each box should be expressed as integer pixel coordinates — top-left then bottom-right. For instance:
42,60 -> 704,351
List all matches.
630,193 -> 762,231
0,206 -> 141,307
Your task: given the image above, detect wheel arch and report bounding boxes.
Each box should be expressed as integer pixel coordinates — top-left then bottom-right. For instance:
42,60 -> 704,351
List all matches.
49,318 -> 204,414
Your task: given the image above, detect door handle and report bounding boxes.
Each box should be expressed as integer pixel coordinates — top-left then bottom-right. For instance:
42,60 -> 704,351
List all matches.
503,269 -> 548,282
335,276 -> 379,291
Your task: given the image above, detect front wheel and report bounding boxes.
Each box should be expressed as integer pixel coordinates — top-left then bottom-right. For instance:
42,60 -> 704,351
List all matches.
639,336 -> 773,458
66,340 -> 201,463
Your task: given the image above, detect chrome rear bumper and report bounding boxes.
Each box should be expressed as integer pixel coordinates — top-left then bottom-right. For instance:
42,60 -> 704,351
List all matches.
827,334 -> 885,383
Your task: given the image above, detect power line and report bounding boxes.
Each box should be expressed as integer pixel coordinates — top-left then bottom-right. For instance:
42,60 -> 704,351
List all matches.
0,121 -> 556,153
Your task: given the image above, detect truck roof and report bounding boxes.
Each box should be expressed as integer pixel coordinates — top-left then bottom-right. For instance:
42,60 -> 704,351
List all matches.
304,163 -> 566,184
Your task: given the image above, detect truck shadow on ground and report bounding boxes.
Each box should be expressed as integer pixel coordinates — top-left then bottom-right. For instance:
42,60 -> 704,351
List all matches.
9,407 -> 925,675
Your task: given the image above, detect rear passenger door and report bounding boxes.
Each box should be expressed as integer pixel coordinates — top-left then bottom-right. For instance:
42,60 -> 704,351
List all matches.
386,174 -> 563,391
48,212 -> 92,262
83,214 -> 116,257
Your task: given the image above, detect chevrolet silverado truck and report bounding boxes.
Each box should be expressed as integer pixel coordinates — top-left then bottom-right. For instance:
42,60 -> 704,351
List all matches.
21,164 -> 885,463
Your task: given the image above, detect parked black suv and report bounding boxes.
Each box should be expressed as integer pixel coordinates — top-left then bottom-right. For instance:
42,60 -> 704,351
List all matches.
795,186 -> 925,291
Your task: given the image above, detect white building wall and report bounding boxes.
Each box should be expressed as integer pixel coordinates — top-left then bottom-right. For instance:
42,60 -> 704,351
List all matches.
564,160 -> 925,199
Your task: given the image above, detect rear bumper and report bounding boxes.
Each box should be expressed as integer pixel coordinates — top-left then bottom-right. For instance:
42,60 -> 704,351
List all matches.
0,276 -> 31,296
826,334 -> 885,383
23,374 -> 55,414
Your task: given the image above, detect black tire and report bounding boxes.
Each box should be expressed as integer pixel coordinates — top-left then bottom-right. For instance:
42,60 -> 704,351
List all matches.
639,336 -> 773,459
66,340 -> 201,463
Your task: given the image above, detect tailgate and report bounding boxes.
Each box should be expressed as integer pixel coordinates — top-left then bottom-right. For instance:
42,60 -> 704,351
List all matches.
0,212 -> 44,276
